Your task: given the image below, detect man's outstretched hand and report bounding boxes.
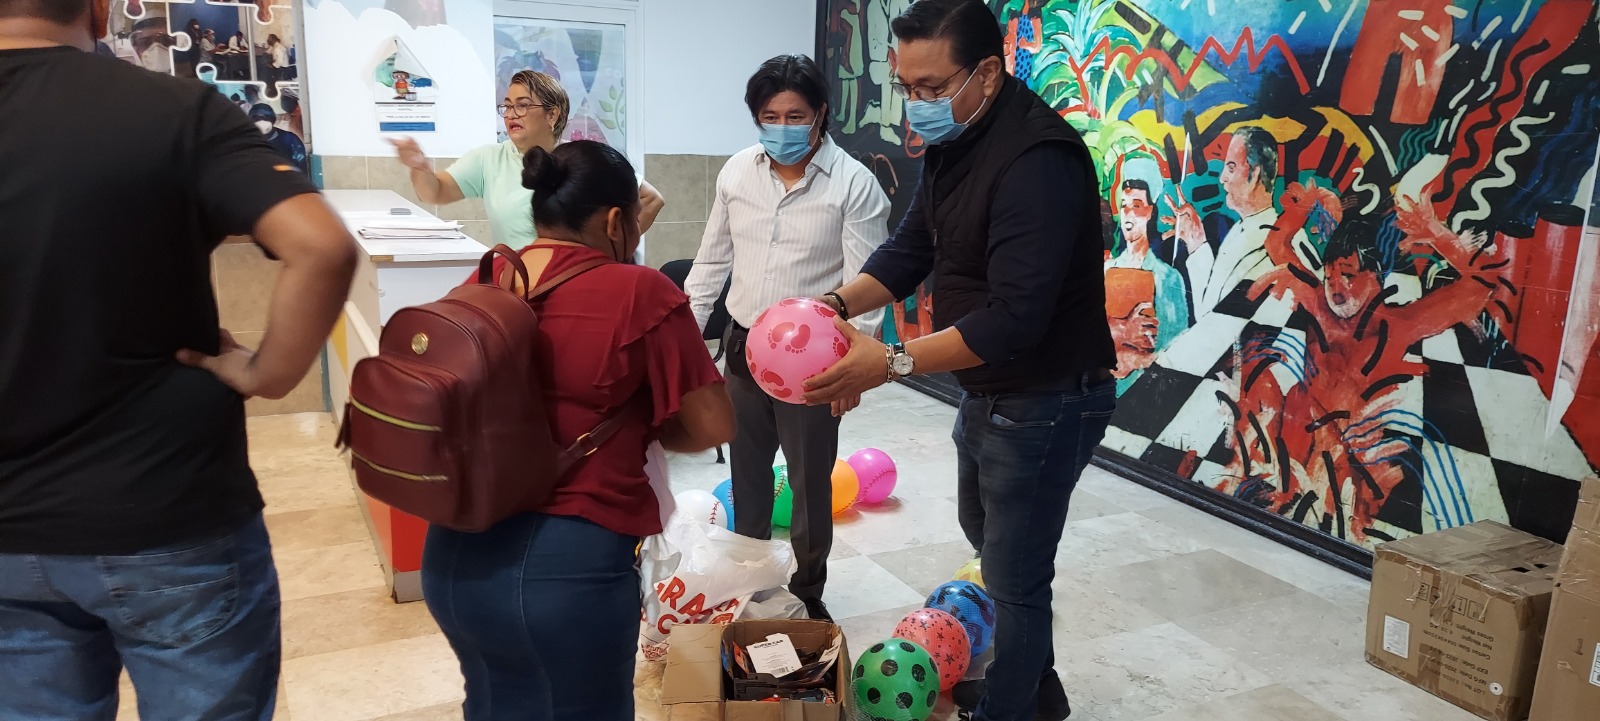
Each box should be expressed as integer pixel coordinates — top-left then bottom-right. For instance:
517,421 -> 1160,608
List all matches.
803,317 -> 888,406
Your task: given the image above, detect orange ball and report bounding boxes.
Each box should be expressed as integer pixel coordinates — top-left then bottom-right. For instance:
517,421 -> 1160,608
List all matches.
831,459 -> 859,516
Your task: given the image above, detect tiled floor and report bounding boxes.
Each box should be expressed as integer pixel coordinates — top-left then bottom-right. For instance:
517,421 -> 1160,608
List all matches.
115,383 -> 1478,721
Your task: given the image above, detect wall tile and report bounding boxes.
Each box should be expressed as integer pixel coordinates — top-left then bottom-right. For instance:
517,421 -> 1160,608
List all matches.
234,331 -> 326,416
434,197 -> 486,222
367,157 -> 436,214
319,156 -> 368,190
214,243 -> 280,332
643,221 -> 706,269
644,154 -> 709,224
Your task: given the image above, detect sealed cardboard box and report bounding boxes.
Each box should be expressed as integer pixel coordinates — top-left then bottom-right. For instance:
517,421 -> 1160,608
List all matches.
1366,521 -> 1562,721
660,619 -> 849,721
1530,477 -> 1600,721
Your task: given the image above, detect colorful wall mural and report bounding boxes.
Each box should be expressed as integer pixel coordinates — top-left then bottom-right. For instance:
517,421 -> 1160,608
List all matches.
820,0 -> 1600,550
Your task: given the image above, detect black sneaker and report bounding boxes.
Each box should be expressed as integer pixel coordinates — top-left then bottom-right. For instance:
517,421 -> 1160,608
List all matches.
950,677 -> 1073,720
802,597 -> 832,622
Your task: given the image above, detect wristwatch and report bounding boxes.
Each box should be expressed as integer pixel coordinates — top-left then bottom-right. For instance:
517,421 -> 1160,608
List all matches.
887,342 -> 915,380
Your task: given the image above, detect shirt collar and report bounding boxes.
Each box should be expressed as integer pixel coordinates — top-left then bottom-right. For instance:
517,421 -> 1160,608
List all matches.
754,135 -> 842,177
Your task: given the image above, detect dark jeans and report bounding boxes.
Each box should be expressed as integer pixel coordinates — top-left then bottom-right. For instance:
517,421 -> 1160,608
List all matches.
725,324 -> 841,602
422,512 -> 641,721
0,515 -> 282,721
954,377 -> 1116,721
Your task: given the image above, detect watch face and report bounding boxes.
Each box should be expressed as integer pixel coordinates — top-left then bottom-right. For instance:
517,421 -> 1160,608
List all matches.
892,355 -> 915,376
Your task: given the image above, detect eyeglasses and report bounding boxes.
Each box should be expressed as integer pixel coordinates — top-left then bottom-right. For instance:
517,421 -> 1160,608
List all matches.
890,64 -> 975,102
497,102 -> 550,118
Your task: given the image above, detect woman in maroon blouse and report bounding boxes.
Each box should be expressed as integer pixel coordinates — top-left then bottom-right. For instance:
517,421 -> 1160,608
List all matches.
420,141 -> 734,721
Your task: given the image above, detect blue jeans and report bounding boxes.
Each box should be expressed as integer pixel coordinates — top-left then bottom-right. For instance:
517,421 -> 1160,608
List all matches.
422,512 -> 641,721
954,378 -> 1116,721
0,515 -> 282,721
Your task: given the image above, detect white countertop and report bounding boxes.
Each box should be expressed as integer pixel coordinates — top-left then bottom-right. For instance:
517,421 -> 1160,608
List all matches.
323,189 -> 487,263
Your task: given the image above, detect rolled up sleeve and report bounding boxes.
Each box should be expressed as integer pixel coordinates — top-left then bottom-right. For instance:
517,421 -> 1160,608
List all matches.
952,144 -> 1086,366
859,176 -> 935,301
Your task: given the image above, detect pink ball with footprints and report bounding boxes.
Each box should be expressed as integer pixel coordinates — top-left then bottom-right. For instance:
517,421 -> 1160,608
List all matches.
847,448 -> 897,504
745,298 -> 849,404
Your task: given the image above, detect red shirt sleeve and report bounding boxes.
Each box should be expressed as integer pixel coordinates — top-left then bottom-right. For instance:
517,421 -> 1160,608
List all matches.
633,291 -> 725,430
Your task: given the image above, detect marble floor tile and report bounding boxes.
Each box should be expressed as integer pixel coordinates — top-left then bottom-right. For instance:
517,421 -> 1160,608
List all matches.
1174,589 -> 1368,683
265,504 -> 370,553
1055,622 -> 1273,721
869,540 -> 978,598
281,634 -> 464,721
1074,465 -> 1185,511
1137,504 -> 1368,594
834,602 -> 924,654
273,539 -> 386,602
1093,549 -> 1303,623
257,467 -> 359,515
369,702 -> 464,721
1066,487 -> 1130,522
822,556 -> 927,619
832,495 -> 969,556
1056,511 -> 1213,574
1144,684 -> 1346,721
281,586 -> 441,660
1050,566 -> 1168,647
1286,660 -> 1480,721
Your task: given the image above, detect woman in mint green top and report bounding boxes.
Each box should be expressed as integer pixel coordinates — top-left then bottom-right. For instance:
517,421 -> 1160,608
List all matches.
391,70 -> 664,250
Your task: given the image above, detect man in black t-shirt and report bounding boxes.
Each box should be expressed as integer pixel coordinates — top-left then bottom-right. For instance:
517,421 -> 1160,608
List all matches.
0,1 -> 357,717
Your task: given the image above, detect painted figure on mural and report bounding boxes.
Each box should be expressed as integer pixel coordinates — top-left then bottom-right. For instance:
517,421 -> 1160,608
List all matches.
862,0 -> 911,144
1001,0 -> 1042,82
1170,127 -> 1316,319
1225,188 -> 1509,541
1106,178 -> 1189,354
831,0 -> 864,134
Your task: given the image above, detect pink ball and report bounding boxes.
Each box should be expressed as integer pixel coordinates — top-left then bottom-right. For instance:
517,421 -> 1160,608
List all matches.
893,608 -> 971,691
745,298 -> 849,404
847,448 -> 897,504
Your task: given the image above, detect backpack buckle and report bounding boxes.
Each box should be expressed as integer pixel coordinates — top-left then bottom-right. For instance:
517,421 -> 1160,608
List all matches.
569,430 -> 603,458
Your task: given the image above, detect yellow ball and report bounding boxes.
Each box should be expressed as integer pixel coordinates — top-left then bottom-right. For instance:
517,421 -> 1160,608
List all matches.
831,459 -> 859,516
954,557 -> 984,588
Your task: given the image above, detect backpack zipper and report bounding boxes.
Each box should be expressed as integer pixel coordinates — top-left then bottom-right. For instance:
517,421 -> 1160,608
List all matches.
349,450 -> 448,483
349,397 -> 442,432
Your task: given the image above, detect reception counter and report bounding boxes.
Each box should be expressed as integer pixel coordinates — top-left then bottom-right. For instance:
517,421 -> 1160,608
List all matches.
323,189 -> 485,602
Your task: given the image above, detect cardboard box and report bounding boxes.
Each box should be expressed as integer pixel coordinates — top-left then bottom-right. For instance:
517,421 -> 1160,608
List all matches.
661,619 -> 850,720
1366,521 -> 1562,721
1530,477 -> 1600,721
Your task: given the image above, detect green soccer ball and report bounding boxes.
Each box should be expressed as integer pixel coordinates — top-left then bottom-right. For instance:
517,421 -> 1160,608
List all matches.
851,639 -> 939,720
772,465 -> 794,528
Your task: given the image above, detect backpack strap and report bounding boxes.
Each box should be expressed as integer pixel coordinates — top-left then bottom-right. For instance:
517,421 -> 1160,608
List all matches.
530,256 -> 623,476
478,244 -> 531,288
526,258 -> 610,300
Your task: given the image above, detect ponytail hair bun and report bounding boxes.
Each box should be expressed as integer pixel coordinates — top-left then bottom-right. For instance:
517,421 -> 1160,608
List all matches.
521,147 -> 567,195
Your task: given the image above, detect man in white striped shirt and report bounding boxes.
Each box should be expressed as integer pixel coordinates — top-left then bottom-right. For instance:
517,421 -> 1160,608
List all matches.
683,54 -> 891,621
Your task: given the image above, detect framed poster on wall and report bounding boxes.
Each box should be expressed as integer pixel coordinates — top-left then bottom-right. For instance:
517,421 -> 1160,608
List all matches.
492,1 -> 643,168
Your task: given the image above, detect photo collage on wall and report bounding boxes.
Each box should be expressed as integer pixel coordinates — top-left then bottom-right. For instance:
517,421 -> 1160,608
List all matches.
104,0 -> 306,171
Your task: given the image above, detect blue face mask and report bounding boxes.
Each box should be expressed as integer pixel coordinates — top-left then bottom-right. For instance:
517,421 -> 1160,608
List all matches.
758,123 -> 815,166
906,70 -> 986,145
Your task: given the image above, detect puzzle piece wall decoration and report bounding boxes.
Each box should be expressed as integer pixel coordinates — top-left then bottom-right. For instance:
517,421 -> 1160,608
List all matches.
104,0 -> 307,170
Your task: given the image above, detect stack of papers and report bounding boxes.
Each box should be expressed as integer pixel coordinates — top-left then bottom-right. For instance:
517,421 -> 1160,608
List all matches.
358,218 -> 468,240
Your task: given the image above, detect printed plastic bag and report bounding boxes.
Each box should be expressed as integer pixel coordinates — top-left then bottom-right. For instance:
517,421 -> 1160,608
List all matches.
639,510 -> 797,660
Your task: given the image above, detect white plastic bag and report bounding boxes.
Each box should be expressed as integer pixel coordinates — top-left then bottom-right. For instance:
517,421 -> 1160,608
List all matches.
639,511 -> 797,660
643,442 -> 673,528
742,587 -> 808,621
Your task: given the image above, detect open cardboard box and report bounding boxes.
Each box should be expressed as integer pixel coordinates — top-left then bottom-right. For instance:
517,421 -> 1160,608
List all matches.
660,619 -> 850,720
1530,476 -> 1600,721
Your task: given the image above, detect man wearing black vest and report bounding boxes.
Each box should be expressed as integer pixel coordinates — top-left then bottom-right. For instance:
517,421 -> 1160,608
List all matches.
804,1 -> 1114,719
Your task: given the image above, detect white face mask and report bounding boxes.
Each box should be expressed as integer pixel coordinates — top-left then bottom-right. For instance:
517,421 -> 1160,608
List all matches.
254,120 -> 274,135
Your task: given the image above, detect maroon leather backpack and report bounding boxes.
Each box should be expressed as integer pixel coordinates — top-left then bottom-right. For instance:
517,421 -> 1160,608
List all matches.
337,245 -> 623,532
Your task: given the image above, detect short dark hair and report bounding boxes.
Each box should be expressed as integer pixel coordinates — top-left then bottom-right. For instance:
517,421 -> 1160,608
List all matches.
744,54 -> 830,135
1120,179 -> 1152,201
890,0 -> 1004,68
1323,217 -> 1380,274
521,140 -> 639,234
1232,127 -> 1279,189
0,0 -> 87,23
